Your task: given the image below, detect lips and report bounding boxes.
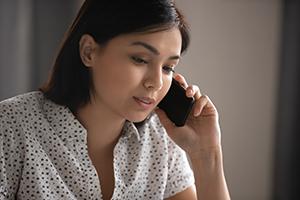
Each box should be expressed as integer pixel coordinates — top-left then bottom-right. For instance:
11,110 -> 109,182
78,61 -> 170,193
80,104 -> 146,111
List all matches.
133,96 -> 156,109
135,97 -> 155,104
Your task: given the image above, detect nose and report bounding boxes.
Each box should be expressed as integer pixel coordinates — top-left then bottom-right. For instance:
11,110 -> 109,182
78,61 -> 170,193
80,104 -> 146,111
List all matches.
143,66 -> 163,91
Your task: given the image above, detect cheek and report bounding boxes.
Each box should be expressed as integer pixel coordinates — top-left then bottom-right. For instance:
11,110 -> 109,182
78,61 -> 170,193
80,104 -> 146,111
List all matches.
91,64 -> 139,99
92,59 -> 126,86
90,67 -> 119,99
158,78 -> 172,101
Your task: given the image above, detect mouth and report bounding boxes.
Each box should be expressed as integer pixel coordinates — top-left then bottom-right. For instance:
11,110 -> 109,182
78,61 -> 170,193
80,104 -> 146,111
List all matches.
133,96 -> 156,109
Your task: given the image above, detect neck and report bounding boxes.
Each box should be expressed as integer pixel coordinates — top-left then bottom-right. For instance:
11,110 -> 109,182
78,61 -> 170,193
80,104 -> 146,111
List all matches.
76,100 -> 126,157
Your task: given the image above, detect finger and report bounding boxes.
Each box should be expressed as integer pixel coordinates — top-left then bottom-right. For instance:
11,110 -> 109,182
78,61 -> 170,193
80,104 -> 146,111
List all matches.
194,95 -> 218,117
186,85 -> 201,99
193,95 -> 209,117
173,74 -> 188,88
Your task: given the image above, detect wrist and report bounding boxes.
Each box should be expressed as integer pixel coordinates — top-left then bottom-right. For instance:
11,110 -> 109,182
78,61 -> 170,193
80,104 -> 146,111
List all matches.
188,145 -> 223,162
188,145 -> 224,173
188,146 -> 231,200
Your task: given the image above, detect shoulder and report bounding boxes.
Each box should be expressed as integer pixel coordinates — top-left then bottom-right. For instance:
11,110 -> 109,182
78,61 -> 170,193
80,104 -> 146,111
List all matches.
0,91 -> 45,132
0,91 -> 44,115
0,92 -> 47,198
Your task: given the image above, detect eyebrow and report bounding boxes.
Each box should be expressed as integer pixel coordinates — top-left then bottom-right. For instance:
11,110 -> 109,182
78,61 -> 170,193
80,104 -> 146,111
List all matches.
130,41 -> 181,60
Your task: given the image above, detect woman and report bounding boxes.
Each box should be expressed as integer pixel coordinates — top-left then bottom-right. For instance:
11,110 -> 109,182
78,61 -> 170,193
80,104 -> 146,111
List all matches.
0,0 -> 230,199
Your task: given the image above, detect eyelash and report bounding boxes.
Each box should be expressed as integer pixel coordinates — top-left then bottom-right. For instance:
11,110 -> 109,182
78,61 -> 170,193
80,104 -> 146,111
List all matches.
131,56 -> 148,65
162,66 -> 175,74
131,56 -> 175,74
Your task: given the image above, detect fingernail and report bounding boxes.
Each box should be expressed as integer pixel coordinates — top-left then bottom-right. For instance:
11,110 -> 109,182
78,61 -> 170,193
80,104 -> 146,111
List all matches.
194,110 -> 199,117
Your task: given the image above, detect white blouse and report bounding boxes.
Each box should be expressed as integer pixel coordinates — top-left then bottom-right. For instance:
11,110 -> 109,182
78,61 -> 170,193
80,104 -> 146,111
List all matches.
0,92 -> 194,200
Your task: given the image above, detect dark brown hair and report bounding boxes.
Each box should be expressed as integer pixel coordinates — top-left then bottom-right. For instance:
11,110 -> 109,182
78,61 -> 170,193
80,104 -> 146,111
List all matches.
40,0 -> 190,112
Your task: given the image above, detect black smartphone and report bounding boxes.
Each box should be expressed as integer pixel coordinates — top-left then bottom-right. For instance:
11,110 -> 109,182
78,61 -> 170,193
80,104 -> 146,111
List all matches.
158,78 -> 195,127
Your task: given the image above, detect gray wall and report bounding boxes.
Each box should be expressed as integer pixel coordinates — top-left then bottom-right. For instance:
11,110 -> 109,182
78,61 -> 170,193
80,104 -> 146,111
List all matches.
176,0 -> 281,199
0,0 -> 78,100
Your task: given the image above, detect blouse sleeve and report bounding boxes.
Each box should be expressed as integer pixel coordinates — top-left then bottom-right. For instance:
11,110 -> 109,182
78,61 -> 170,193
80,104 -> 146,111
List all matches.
163,136 -> 195,198
0,104 -> 24,199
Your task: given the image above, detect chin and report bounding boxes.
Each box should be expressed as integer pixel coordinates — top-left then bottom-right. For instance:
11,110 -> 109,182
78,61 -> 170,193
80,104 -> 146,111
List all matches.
125,111 -> 152,123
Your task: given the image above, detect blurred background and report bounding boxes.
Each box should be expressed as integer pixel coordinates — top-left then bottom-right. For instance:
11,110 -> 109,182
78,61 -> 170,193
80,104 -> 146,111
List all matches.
0,0 -> 299,199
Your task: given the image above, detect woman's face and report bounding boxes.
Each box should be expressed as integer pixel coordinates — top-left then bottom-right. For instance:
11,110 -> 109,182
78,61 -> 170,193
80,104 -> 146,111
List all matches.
85,27 -> 182,122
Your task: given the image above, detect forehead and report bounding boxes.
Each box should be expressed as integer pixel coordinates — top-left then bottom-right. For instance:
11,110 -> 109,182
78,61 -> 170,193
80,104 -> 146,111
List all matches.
104,28 -> 182,55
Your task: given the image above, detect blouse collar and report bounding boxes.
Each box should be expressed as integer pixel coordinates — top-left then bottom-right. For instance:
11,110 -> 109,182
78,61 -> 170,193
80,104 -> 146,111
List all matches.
42,95 -> 143,142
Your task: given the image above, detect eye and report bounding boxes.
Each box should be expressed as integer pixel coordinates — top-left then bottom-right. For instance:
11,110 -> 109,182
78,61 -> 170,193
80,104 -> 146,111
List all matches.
162,66 -> 175,74
131,56 -> 148,65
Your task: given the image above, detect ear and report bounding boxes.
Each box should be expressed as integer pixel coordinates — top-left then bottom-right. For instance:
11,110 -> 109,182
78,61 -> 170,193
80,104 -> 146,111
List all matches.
79,34 -> 98,67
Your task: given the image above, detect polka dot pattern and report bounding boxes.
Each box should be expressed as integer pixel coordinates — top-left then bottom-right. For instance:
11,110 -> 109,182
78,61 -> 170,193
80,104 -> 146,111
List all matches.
0,92 -> 194,199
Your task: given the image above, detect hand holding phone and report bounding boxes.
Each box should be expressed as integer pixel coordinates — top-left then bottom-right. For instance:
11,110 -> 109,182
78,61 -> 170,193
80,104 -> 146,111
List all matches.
158,78 -> 195,127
